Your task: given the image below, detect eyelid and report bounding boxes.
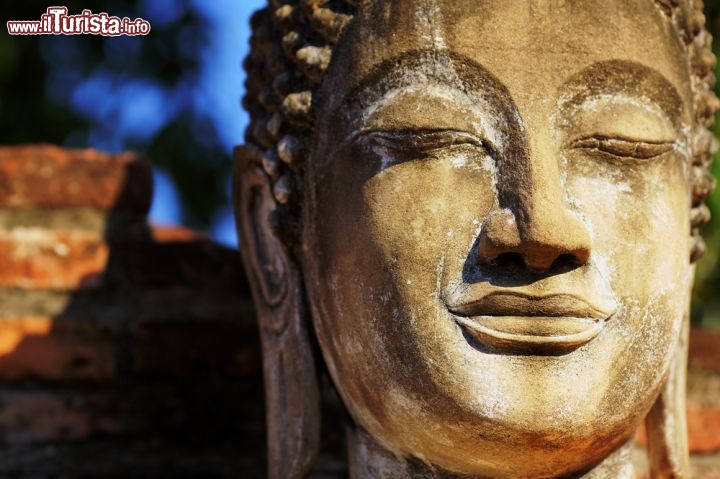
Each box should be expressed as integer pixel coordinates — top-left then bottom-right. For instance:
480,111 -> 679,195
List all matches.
354,129 -> 488,152
567,134 -> 677,160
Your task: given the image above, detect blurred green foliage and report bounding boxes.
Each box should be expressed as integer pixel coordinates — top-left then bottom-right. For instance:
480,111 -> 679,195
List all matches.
695,0 -> 720,328
0,2 -> 719,325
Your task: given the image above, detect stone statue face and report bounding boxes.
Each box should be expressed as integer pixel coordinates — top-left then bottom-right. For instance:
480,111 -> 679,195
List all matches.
302,0 -> 693,476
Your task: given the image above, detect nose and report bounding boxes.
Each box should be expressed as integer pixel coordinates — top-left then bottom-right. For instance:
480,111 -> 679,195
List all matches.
478,141 -> 591,272
478,208 -> 590,271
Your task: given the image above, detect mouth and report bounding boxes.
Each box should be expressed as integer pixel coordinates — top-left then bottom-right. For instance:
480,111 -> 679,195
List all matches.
447,292 -> 616,355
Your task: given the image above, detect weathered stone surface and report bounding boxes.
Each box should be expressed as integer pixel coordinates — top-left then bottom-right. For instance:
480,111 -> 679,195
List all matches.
238,1 -> 719,477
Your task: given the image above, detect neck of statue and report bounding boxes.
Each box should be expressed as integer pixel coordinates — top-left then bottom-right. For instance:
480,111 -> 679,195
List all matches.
346,424 -> 637,479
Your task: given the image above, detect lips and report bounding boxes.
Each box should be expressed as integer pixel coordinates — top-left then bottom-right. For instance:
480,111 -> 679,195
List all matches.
447,292 -> 617,354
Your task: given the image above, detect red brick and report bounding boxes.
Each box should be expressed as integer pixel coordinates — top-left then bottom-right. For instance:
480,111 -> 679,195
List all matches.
687,400 -> 720,453
0,145 -> 151,213
151,225 -> 208,243
0,391 -> 119,444
690,327 -> 720,374
0,229 -> 108,290
0,317 -> 115,382
132,320 -> 261,380
635,401 -> 720,454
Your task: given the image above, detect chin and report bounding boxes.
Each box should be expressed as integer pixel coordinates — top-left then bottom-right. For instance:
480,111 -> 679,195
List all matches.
355,324 -> 670,477
372,412 -> 636,479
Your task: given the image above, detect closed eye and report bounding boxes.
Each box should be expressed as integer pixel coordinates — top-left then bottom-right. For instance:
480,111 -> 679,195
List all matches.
567,135 -> 676,160
357,129 -> 489,153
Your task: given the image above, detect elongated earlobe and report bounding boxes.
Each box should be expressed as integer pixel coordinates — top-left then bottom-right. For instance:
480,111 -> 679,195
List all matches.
233,146 -> 320,478
645,310 -> 690,478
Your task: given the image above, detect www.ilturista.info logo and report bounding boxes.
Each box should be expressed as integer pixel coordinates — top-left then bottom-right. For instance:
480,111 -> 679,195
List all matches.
7,7 -> 151,36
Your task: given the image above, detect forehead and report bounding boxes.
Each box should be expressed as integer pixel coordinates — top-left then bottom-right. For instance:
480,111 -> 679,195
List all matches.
320,0 -> 692,116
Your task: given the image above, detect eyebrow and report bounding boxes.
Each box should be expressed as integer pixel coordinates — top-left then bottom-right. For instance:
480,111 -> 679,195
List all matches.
337,50 -> 510,114
337,52 -> 464,119
557,60 -> 686,128
332,49 -> 520,141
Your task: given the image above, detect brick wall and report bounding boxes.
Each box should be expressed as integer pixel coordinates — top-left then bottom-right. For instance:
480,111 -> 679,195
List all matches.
0,145 -> 266,477
0,144 -> 717,478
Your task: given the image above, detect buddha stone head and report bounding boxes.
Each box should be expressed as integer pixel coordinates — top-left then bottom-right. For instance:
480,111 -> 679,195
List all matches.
235,0 -> 718,477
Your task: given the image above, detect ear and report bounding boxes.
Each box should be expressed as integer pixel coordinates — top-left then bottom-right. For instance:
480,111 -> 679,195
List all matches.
645,309 -> 690,478
233,146 -> 320,479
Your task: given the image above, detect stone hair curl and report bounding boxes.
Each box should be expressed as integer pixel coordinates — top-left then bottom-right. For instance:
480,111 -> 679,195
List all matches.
242,0 -> 718,261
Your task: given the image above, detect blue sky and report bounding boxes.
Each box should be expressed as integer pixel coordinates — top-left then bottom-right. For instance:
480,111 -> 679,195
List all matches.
68,0 -> 265,247
149,0 -> 264,247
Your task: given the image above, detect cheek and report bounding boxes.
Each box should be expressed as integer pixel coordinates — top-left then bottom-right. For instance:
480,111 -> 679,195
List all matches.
305,156 -> 498,426
321,156 -> 498,357
568,158 -> 690,298
565,159 -> 692,423
356,159 -> 496,365
361,158 -> 496,283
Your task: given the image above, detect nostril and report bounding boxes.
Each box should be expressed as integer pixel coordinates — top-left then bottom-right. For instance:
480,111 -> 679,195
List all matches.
491,252 -> 527,272
551,253 -> 583,273
487,252 -> 584,276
